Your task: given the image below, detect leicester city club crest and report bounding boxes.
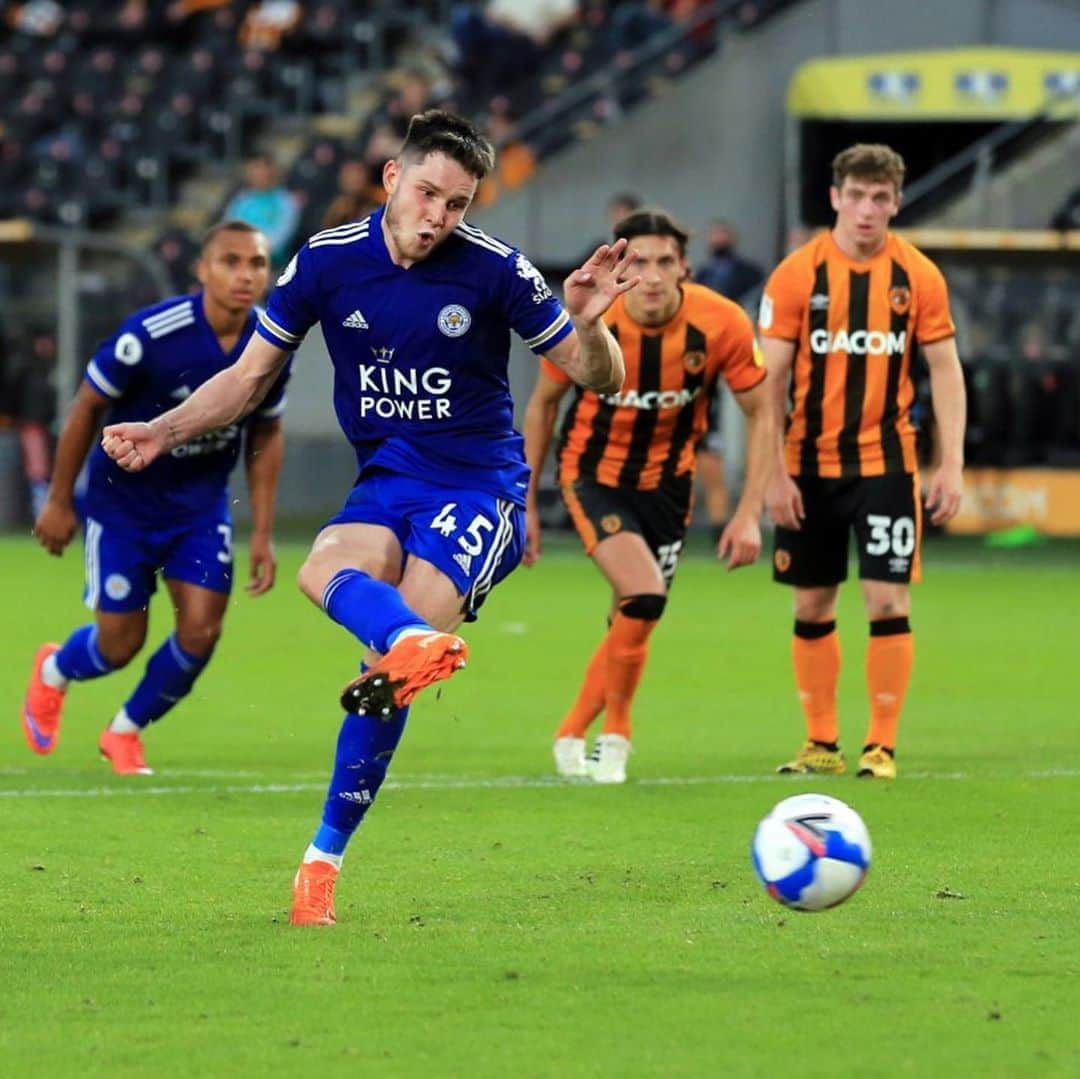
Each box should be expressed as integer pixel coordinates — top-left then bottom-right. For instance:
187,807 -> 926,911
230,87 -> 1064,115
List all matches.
438,304 -> 472,337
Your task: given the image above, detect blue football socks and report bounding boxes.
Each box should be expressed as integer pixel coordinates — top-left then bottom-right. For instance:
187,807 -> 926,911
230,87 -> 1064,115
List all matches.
53,625 -> 114,682
322,569 -> 430,653
307,703 -> 410,865
123,634 -> 210,727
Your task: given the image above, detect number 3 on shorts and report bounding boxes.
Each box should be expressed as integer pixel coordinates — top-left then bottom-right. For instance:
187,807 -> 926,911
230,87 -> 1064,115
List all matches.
865,514 -> 916,557
216,523 -> 233,565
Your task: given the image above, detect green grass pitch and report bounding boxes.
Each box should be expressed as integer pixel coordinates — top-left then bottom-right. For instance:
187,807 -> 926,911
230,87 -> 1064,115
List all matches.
2,529 -> 1078,1076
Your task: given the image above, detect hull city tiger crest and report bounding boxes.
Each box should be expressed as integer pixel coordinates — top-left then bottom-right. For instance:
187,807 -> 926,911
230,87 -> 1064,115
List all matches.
888,286 -> 911,316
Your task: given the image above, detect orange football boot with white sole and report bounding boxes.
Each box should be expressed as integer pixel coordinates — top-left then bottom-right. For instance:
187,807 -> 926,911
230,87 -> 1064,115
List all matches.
23,643 -> 65,755
340,631 -> 468,718
99,727 -> 154,775
289,860 -> 339,926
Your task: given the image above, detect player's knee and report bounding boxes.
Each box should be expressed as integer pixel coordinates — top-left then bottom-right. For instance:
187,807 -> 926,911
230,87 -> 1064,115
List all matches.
296,555 -> 327,603
618,593 -> 667,622
794,589 -> 838,622
867,599 -> 909,622
176,620 -> 223,659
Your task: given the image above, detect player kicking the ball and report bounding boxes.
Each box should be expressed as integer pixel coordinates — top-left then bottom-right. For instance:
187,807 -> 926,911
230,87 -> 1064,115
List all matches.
102,110 -> 638,925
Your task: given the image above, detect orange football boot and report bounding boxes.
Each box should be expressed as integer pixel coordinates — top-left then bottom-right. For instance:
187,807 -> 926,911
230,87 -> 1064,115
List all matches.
23,643 -> 65,755
99,728 -> 154,775
340,631 -> 468,718
289,860 -> 339,926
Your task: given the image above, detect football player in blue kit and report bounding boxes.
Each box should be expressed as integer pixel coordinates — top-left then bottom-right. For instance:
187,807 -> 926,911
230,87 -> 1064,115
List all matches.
100,109 -> 638,926
24,221 -> 289,776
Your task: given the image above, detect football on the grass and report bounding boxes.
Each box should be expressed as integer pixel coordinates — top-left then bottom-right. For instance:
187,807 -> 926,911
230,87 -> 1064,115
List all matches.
751,793 -> 871,911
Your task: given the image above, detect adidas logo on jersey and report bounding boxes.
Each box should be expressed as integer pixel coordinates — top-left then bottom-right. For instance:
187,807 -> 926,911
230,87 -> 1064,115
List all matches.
342,310 -> 369,329
453,552 -> 473,575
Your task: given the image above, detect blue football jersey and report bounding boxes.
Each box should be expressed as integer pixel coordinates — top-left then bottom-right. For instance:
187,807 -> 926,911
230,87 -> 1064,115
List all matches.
84,292 -> 291,525
256,209 -> 573,503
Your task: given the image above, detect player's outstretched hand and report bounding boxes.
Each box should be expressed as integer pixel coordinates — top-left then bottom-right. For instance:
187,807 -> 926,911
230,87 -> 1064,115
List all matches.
33,497 -> 78,557
765,471 -> 804,531
717,512 -> 762,571
924,462 -> 963,525
523,502 -> 542,567
562,238 -> 641,324
101,421 -> 167,472
246,531 -> 277,596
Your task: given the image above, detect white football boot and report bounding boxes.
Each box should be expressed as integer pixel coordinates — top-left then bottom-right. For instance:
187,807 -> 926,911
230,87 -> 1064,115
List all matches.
553,736 -> 588,778
587,733 -> 631,784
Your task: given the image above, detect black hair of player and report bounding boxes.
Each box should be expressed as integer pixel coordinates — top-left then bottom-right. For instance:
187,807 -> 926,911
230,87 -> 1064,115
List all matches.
614,208 -> 691,257
398,109 -> 496,181
200,219 -> 262,253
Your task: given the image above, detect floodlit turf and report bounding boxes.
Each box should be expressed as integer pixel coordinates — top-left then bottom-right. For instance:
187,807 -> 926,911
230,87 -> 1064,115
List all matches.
2,530 -> 1078,1077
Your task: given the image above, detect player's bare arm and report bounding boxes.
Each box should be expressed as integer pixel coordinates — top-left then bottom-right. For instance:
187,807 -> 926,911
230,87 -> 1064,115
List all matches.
718,379 -> 775,570
101,334 -> 289,473
522,369 -> 571,566
760,337 -> 803,530
922,336 -> 966,525
548,238 -> 640,393
244,418 -> 285,596
34,382 -> 111,556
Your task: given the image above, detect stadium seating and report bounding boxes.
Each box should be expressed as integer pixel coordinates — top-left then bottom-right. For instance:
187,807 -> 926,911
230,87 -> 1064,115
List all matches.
0,1 -> 803,231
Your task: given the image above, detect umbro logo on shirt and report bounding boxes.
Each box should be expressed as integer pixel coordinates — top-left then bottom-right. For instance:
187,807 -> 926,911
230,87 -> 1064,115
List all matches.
342,310 -> 369,329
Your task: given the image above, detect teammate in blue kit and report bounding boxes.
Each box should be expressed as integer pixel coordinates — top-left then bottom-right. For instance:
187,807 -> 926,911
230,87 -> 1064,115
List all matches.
23,221 -> 289,776
100,109 -> 637,926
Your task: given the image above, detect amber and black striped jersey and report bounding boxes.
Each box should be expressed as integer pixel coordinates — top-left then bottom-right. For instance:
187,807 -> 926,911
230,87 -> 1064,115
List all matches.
759,231 -> 954,479
542,282 -> 765,491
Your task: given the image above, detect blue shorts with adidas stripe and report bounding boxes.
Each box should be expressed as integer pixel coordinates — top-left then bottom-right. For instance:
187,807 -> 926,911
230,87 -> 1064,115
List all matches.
82,509 -> 234,614
325,470 -> 525,621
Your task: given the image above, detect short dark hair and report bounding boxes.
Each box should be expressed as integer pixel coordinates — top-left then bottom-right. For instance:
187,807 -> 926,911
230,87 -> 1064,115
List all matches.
832,144 -> 905,192
613,207 -> 691,256
398,109 -> 495,180
200,219 -> 262,252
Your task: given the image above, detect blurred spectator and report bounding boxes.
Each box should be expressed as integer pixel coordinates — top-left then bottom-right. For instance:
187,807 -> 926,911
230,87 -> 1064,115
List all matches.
0,323 -> 55,520
694,219 -> 763,302
6,1 -> 63,37
605,0 -> 673,58
383,68 -> 438,138
607,191 -> 642,231
451,0 -> 579,104
152,228 -> 201,294
323,158 -> 381,228
240,1 -> 304,51
475,107 -> 537,205
224,153 -> 300,263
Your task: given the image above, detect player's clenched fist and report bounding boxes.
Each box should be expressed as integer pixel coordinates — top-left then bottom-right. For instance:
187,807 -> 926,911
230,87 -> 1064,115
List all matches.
101,421 -> 166,472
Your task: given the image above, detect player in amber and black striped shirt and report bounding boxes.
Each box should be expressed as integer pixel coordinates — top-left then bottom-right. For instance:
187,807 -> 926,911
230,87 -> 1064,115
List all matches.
524,208 -> 773,783
759,144 -> 967,780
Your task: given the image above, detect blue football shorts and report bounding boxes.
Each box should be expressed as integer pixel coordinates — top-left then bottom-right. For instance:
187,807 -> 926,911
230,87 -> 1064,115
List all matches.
325,470 -> 526,620
82,513 -> 234,613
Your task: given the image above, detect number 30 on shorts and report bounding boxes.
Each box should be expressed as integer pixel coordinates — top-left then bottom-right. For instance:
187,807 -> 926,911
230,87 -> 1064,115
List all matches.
865,514 -> 916,557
